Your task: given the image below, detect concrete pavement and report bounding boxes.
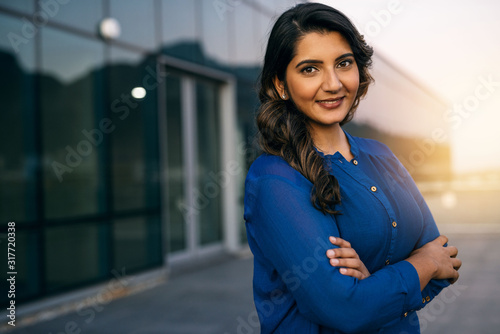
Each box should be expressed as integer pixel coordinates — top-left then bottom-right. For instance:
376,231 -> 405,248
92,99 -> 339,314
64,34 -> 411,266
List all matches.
4,232 -> 499,334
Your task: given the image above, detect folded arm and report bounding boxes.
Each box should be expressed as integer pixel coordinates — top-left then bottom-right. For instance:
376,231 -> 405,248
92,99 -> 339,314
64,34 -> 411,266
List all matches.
245,175 -> 423,333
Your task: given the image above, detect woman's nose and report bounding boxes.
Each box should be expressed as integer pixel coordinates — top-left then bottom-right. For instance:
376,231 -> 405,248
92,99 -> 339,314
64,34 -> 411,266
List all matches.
322,70 -> 342,93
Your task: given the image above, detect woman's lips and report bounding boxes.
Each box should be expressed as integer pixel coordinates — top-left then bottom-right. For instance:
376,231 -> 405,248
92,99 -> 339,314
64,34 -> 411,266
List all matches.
316,97 -> 345,109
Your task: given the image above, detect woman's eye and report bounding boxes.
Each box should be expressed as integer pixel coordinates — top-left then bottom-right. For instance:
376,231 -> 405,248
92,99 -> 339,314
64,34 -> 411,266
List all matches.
301,66 -> 317,74
337,59 -> 353,68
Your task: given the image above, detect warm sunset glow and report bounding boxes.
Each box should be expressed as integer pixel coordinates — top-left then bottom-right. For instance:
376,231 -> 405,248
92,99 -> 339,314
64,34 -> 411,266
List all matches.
319,0 -> 500,175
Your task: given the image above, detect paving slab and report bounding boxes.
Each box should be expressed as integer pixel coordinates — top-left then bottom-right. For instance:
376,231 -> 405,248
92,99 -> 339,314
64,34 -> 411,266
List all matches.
4,234 -> 499,334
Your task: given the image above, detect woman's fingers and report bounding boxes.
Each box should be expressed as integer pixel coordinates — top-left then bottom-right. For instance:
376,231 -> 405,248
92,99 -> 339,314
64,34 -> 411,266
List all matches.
326,247 -> 359,259
329,236 -> 351,248
448,245 -> 459,258
448,269 -> 460,284
436,234 -> 449,246
330,258 -> 363,270
326,236 -> 371,279
339,267 -> 369,280
452,257 -> 462,271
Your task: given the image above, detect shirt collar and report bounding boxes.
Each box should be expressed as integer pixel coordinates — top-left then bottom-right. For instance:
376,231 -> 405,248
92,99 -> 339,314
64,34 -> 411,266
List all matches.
344,129 -> 359,158
313,129 -> 359,159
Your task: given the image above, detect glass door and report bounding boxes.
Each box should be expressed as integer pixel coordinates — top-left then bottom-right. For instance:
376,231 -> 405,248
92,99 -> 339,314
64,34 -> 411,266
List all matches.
196,81 -> 222,246
163,73 -> 223,259
164,75 -> 186,253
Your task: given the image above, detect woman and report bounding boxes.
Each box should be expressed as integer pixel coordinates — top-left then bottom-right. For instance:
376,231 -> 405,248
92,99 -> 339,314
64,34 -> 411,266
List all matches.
243,3 -> 461,333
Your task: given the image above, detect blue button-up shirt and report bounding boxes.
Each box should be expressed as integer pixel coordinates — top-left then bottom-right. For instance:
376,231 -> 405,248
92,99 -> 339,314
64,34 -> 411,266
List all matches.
244,131 -> 449,333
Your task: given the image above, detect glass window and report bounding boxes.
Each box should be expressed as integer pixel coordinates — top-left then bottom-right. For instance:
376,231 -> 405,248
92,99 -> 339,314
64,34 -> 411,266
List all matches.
0,0 -> 34,13
236,81 -> 260,165
232,3 -> 260,66
0,14 -> 37,223
161,0 -> 201,63
255,10 -> 273,63
274,0 -> 296,13
45,223 -> 106,291
109,48 -> 160,212
40,27 -> 104,219
165,75 -> 186,253
0,13 -> 36,69
109,0 -> 156,50
161,0 -> 197,43
201,0 -> 229,65
50,0 -> 103,33
196,80 -> 222,245
113,217 -> 162,271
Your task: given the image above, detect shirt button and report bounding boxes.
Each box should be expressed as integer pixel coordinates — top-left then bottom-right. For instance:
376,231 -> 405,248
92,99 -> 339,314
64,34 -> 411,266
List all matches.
370,186 -> 377,192
403,312 -> 408,317
352,159 -> 358,165
392,221 -> 397,228
426,296 -> 431,302
385,259 -> 390,265
422,297 -> 426,304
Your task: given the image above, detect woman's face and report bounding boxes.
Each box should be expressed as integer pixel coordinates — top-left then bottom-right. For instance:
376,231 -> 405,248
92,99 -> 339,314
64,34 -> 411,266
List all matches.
277,31 -> 360,129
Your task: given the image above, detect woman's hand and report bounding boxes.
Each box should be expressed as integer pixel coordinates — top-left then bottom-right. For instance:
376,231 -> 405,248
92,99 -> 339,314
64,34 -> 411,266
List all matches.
406,235 -> 462,290
326,236 -> 371,280
410,235 -> 461,281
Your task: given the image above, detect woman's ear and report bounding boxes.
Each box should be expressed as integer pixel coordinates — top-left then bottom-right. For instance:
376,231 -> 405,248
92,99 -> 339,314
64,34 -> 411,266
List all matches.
273,75 -> 287,100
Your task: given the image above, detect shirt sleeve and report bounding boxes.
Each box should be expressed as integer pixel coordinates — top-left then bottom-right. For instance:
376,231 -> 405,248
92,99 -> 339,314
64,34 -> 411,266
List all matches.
245,174 -> 424,333
393,155 -> 451,308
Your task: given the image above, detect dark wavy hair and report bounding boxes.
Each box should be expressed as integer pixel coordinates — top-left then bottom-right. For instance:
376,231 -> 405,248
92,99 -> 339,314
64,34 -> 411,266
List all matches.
257,3 -> 374,214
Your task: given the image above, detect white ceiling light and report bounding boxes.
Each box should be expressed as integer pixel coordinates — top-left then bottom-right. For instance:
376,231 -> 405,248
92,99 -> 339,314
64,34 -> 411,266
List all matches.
99,18 -> 121,40
131,87 -> 146,100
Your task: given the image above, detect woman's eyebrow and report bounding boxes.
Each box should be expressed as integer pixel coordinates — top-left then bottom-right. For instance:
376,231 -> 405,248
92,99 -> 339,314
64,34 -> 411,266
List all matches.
336,52 -> 354,61
295,53 -> 355,68
295,59 -> 322,68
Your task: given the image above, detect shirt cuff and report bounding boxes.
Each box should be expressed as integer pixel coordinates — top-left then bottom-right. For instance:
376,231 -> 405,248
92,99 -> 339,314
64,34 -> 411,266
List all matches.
393,260 -> 425,313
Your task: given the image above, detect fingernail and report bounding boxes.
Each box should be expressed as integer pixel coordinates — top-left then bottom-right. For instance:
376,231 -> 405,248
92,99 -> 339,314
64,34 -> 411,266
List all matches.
326,249 -> 335,257
340,268 -> 347,274
330,259 -> 339,266
329,236 -> 336,243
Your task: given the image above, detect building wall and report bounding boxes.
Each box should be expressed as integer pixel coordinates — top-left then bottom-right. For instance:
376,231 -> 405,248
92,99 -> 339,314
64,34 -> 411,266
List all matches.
0,0 -> 302,306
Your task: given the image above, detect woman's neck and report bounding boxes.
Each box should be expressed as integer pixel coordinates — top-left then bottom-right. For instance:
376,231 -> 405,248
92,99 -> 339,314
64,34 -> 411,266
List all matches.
310,123 -> 353,160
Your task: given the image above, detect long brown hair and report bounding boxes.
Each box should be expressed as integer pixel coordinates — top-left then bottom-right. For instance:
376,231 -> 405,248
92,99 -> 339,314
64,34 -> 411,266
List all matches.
257,3 -> 374,214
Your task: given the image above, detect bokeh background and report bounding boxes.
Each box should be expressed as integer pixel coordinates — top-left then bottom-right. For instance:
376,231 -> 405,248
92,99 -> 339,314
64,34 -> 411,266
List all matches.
0,0 -> 499,333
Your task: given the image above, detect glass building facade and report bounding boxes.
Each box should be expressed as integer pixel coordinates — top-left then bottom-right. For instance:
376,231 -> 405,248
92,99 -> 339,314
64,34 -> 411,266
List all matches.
0,0 -> 449,307
0,0 -> 304,306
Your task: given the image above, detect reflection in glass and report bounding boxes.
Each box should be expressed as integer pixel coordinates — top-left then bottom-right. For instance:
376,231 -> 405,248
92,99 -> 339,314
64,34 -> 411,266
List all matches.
45,223 -> 105,291
40,28 -> 103,219
113,217 -> 161,271
49,0 -> 103,33
0,0 -> 34,13
109,0 -> 156,50
232,3 -> 258,65
0,14 -> 36,223
255,10 -> 273,63
196,81 -> 222,245
162,0 -> 197,43
201,0 -> 229,64
165,75 -> 186,253
161,0 -> 201,64
109,48 -> 159,212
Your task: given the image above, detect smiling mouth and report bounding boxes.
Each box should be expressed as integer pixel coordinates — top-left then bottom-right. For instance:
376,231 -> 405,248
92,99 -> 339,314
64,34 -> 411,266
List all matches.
316,97 -> 345,104
316,97 -> 345,109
